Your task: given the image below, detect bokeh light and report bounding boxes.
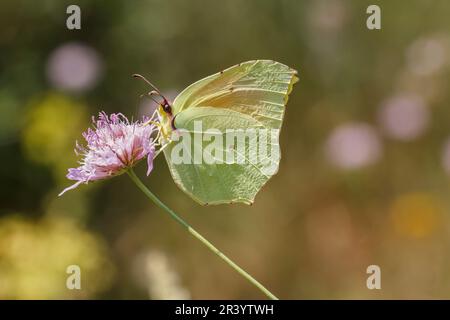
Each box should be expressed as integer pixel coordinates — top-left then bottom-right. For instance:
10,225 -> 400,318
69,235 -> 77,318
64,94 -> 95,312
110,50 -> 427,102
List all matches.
21,93 -> 87,181
390,193 -> 441,239
307,0 -> 347,34
441,138 -> 450,175
378,93 -> 429,141
406,34 -> 450,77
133,250 -> 190,300
325,123 -> 382,170
46,42 -> 103,93
0,215 -> 114,299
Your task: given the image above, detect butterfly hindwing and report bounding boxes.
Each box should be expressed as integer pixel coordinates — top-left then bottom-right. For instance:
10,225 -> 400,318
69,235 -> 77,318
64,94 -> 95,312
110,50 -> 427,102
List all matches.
164,60 -> 298,205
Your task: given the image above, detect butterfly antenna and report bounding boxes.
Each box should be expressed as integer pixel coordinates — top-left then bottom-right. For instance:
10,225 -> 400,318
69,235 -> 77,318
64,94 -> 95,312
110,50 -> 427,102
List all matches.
132,74 -> 169,104
132,74 -> 161,93
140,91 -> 163,105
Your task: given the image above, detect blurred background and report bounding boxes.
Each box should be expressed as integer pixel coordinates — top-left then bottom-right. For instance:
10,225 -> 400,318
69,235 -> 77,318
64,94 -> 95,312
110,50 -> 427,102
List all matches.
1,0 -> 450,299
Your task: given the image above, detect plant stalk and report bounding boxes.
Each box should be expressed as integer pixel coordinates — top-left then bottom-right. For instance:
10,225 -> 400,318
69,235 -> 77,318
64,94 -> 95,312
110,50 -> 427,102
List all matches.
127,168 -> 278,300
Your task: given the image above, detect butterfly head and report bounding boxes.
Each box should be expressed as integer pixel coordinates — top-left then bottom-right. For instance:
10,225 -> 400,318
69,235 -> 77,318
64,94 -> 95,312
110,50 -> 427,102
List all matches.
161,99 -> 172,115
156,98 -> 176,141
132,74 -> 177,139
133,73 -> 175,124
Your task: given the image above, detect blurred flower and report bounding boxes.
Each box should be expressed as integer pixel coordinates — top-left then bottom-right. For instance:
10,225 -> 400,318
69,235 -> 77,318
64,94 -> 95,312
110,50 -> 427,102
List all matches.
308,0 -> 347,34
378,93 -> 429,141
0,215 -> 114,299
22,94 -> 87,179
133,250 -> 190,300
46,42 -> 103,93
305,0 -> 348,67
325,123 -> 382,169
406,34 -> 450,77
60,112 -> 157,196
441,138 -> 450,175
390,193 -> 441,239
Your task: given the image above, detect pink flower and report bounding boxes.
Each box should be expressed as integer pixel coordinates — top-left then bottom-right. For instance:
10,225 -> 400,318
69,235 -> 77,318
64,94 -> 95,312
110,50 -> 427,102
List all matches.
59,112 -> 157,196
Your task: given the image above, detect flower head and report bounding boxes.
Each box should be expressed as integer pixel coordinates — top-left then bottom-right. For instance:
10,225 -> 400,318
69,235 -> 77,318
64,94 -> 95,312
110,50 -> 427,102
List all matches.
59,112 -> 157,196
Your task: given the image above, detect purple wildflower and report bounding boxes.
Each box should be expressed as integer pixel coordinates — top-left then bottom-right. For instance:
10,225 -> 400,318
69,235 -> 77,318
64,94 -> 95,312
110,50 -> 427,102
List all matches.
59,112 -> 157,196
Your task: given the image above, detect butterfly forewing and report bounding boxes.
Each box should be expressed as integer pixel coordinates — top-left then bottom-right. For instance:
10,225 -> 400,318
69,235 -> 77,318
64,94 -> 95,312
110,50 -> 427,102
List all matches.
164,60 -> 298,205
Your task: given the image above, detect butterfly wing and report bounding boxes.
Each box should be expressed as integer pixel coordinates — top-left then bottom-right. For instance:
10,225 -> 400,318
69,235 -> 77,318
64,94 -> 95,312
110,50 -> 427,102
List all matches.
164,60 -> 298,205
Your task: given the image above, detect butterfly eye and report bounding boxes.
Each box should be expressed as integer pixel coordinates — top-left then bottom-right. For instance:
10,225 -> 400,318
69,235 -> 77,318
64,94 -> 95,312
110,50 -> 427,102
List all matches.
163,103 -> 172,114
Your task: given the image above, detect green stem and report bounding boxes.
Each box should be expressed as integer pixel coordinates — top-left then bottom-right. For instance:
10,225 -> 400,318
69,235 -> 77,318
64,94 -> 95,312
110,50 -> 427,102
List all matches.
127,168 -> 278,300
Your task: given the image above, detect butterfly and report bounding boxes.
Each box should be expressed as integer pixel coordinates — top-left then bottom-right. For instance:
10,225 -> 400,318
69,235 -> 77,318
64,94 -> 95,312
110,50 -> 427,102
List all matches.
134,60 -> 298,205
